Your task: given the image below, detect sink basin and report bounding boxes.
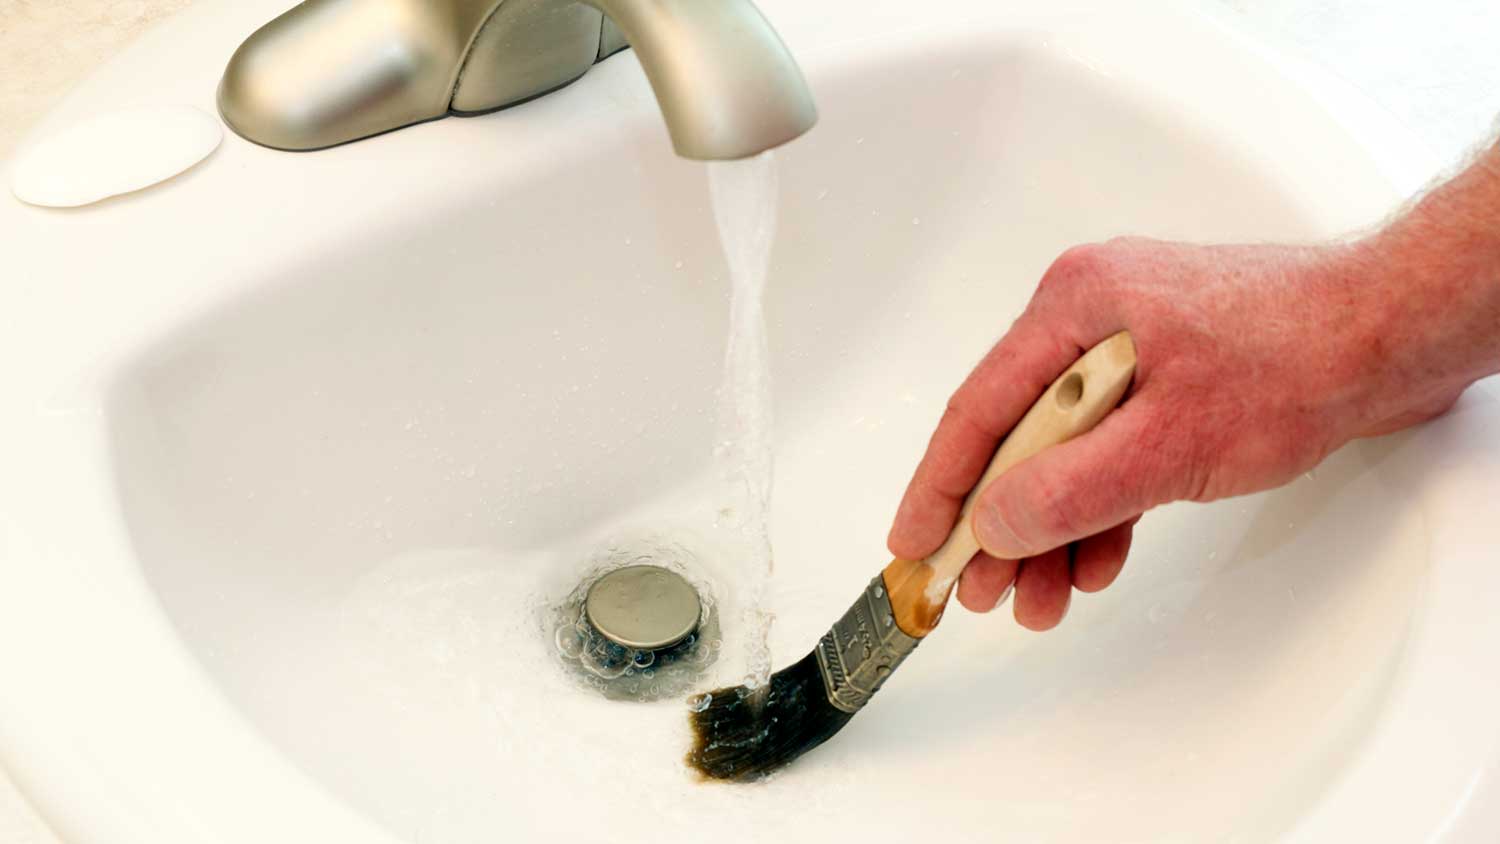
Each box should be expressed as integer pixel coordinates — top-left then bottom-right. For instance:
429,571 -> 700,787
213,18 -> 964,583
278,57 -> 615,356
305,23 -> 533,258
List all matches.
4,1 -> 1500,842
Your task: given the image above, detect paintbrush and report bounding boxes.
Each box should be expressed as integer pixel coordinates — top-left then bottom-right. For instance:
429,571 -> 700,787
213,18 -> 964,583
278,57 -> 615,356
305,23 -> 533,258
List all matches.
686,331 -> 1137,782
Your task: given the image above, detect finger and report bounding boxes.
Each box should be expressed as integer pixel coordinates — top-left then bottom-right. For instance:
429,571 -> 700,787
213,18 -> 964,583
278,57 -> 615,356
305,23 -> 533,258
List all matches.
1071,517 -> 1138,593
956,552 -> 1019,613
973,400 -> 1180,559
1013,545 -> 1073,631
888,317 -> 1089,560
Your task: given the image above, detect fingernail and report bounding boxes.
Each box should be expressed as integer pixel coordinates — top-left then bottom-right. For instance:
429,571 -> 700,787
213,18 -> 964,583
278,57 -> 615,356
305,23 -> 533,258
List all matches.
975,501 -> 1028,559
986,582 -> 1014,612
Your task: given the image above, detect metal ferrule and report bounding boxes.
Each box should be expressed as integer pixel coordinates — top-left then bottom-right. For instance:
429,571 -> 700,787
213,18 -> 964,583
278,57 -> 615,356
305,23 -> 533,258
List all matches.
814,576 -> 921,714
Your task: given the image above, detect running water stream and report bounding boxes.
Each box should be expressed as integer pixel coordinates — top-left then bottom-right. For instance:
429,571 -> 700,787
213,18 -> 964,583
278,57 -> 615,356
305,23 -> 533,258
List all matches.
537,152 -> 783,699
707,151 -> 779,689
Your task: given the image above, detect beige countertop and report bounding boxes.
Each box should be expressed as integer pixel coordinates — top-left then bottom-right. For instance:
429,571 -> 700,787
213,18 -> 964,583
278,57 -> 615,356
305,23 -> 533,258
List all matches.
0,1 -> 193,158
2,1 -> 1498,842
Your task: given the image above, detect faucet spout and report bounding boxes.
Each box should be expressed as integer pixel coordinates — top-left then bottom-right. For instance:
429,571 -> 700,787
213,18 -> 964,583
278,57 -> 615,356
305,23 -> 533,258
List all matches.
584,0 -> 816,160
217,0 -> 817,159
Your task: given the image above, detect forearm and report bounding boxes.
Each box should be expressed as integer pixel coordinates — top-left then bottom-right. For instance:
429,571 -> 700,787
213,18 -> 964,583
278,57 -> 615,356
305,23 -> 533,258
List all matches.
1370,139 -> 1500,388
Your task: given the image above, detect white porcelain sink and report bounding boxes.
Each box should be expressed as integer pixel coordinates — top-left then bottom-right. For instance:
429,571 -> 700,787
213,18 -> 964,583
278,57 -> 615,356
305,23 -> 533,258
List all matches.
4,1 -> 1500,841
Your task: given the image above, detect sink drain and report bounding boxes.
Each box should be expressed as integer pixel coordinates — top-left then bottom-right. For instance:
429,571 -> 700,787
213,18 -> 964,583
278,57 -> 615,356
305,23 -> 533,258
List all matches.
586,565 -> 702,651
549,551 -> 720,702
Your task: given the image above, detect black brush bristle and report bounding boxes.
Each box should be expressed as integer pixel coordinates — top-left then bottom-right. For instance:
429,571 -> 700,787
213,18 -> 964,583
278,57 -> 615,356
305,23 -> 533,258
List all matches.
686,649 -> 854,782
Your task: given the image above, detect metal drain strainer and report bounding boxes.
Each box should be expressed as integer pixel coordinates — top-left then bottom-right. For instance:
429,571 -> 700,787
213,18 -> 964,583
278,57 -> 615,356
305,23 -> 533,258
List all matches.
585,565 -> 702,651
549,556 -> 721,702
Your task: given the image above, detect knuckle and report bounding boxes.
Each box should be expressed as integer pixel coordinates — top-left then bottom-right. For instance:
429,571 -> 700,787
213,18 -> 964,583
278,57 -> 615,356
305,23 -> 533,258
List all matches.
1039,243 -> 1112,293
1103,234 -> 1150,251
942,392 -> 973,424
941,385 -> 1004,450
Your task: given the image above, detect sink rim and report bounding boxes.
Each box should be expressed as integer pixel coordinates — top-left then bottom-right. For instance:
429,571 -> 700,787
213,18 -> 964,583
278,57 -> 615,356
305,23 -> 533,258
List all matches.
2,1 -> 1494,842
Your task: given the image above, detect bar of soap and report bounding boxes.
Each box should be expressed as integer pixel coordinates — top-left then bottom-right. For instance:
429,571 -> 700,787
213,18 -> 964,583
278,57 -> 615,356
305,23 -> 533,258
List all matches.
9,105 -> 223,208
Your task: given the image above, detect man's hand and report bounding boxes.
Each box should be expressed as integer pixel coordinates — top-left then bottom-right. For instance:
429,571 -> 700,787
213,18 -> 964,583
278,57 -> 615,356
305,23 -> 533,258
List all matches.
890,135 -> 1500,632
887,233 -> 1482,631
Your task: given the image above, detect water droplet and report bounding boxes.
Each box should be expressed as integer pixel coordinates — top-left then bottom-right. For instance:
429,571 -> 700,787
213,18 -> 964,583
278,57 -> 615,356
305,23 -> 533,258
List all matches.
911,217 -> 921,226
555,625 -> 585,658
690,694 -> 711,713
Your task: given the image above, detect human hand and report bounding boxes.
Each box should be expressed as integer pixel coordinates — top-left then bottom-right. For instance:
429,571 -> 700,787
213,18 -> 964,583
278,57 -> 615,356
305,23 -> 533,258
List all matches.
887,237 -> 1471,631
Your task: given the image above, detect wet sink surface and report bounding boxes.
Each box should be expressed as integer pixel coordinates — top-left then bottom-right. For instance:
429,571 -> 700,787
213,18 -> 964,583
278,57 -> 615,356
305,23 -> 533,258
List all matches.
4,1 -> 1499,842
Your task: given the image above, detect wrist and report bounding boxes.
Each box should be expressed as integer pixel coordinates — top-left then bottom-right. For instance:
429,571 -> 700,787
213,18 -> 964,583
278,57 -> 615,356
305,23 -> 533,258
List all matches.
1375,151 -> 1500,373
1338,152 -> 1500,430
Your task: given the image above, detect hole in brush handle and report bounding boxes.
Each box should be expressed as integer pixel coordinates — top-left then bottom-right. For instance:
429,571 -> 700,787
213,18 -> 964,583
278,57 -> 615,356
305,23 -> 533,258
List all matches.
1056,371 -> 1085,409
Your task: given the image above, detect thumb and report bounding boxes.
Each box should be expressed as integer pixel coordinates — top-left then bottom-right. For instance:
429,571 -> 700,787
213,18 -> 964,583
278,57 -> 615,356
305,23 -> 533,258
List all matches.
972,404 -> 1176,559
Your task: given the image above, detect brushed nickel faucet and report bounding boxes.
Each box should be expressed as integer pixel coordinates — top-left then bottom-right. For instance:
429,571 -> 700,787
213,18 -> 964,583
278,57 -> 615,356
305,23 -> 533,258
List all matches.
217,0 -> 818,160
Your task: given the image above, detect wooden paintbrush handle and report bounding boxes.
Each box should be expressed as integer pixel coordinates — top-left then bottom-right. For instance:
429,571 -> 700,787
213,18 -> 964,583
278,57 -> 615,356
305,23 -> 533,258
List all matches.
884,331 -> 1137,637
